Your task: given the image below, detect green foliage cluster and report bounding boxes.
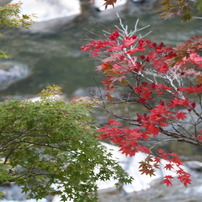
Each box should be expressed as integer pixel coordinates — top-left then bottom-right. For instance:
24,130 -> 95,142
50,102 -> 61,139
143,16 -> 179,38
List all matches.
158,0 -> 202,21
37,85 -> 63,98
0,2 -> 32,29
0,88 -> 132,201
196,0 -> 202,13
0,2 -> 33,58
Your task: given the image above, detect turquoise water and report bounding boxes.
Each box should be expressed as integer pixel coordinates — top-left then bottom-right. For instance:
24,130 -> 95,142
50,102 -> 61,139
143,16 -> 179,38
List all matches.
0,13 -> 201,98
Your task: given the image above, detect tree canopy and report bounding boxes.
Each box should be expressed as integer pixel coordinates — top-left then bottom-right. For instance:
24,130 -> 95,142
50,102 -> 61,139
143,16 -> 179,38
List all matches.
83,0 -> 202,188
0,86 -> 132,201
0,2 -> 33,58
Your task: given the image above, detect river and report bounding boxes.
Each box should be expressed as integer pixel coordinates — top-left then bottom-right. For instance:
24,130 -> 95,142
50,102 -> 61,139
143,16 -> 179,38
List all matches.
0,9 -> 201,99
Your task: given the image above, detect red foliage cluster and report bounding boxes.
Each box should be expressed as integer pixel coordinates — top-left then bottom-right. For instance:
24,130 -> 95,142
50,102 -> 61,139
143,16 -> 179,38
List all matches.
81,29 -> 202,186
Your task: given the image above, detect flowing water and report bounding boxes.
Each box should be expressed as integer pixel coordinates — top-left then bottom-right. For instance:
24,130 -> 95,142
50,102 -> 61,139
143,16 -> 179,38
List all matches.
0,11 -> 201,99
0,4 -> 202,201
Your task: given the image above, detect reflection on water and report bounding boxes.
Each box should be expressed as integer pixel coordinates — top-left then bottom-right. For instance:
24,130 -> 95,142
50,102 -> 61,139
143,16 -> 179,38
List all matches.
0,12 -> 201,98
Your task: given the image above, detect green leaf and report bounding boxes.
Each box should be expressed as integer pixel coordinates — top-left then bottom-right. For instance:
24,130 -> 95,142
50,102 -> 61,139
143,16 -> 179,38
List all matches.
0,50 -> 9,58
197,0 -> 202,12
0,86 -> 132,201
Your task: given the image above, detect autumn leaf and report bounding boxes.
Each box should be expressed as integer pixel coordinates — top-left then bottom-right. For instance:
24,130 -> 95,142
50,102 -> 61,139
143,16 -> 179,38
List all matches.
80,23 -> 202,188
108,118 -> 122,126
195,75 -> 202,84
164,163 -> 174,170
104,0 -> 117,9
176,112 -> 187,120
164,175 -> 174,186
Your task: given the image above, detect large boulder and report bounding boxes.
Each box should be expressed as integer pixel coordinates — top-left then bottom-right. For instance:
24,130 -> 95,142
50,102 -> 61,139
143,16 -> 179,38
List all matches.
11,0 -> 81,33
0,61 -> 29,90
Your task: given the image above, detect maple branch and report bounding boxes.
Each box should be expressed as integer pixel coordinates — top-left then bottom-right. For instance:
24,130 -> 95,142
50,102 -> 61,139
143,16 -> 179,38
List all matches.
126,83 -> 153,110
192,108 -> 202,121
81,15 -> 202,188
96,100 -> 137,122
149,138 -> 176,151
160,128 -> 201,146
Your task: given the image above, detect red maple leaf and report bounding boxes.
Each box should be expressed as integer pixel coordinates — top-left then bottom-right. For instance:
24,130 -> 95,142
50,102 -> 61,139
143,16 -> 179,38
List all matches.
107,118 -> 122,126
138,146 -> 150,154
176,112 -> 187,120
108,29 -> 120,40
164,163 -> 174,170
122,37 -> 136,48
178,172 -> 192,187
163,175 -> 174,186
169,98 -> 190,107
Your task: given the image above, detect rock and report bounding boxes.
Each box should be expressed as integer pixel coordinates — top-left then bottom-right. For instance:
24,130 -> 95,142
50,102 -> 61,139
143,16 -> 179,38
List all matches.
0,61 -> 29,90
184,161 -> 202,172
25,94 -> 66,102
0,184 -> 48,201
98,143 -> 181,193
11,0 -> 81,33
